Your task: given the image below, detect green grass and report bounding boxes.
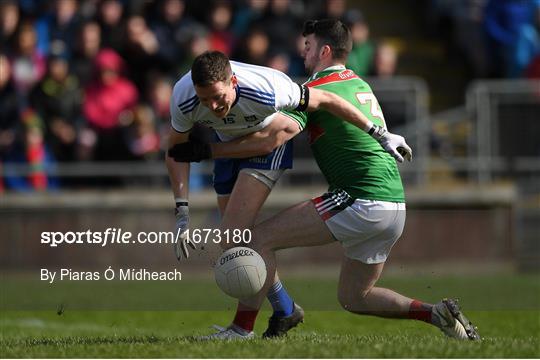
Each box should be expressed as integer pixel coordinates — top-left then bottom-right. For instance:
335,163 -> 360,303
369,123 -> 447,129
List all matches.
1,274 -> 539,358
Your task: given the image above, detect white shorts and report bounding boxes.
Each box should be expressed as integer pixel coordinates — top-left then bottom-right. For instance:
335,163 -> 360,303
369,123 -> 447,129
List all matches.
312,190 -> 406,264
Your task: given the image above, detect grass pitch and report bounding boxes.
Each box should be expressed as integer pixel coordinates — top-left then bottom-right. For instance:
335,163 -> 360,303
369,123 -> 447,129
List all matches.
1,274 -> 539,358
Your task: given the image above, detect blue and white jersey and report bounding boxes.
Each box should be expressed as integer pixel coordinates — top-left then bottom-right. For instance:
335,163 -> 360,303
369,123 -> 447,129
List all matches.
170,61 -> 303,141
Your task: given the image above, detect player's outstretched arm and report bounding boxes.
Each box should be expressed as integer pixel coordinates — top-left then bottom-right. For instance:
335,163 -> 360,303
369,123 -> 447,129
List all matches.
167,114 -> 301,161
166,127 -> 196,260
307,88 -> 412,162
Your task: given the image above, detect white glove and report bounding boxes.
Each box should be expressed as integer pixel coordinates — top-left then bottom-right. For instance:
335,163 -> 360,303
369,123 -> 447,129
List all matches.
173,199 -> 196,261
369,124 -> 413,163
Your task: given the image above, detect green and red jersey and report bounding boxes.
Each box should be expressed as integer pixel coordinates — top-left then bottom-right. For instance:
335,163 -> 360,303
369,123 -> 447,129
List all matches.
282,66 -> 405,202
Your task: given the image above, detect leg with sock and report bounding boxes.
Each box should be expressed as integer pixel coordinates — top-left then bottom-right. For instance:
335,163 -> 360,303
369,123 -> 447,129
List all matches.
232,302 -> 259,333
267,280 -> 294,317
408,299 -> 434,324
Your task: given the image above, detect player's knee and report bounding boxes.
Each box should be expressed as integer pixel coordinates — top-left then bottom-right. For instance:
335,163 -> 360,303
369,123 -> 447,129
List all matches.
249,229 -> 279,253
337,292 -> 349,312
338,290 -> 355,312
338,287 -> 371,313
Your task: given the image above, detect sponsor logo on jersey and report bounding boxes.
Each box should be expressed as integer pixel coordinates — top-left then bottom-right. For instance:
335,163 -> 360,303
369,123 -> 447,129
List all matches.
307,69 -> 360,88
339,69 -> 356,79
244,115 -> 258,122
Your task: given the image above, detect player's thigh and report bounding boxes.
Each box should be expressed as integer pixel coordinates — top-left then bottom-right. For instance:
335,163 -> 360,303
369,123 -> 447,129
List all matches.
338,256 -> 385,300
251,200 -> 335,253
220,171 -> 272,231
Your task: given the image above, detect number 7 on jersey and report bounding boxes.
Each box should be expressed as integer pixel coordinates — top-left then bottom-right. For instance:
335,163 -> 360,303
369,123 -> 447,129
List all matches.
355,92 -> 386,128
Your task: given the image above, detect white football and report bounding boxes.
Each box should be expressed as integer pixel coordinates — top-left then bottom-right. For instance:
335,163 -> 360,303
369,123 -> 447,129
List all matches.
214,247 -> 267,299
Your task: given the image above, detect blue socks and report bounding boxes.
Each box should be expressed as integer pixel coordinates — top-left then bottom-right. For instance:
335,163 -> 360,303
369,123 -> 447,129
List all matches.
267,281 -> 294,317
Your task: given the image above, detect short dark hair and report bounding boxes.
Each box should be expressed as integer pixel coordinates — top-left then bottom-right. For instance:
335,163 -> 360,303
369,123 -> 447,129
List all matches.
302,19 -> 352,61
191,51 -> 232,87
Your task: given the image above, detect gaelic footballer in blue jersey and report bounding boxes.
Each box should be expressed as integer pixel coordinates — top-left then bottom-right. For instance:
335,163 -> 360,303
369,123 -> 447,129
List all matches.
165,50 -> 411,338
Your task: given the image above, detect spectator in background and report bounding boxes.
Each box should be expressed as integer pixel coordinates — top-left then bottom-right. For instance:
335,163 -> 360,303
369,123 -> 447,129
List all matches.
145,74 -> 173,155
78,0 -> 101,20
449,0 -> 490,78
176,28 -> 210,76
0,53 -> 19,161
286,34 -> 308,77
126,104 -> 161,160
231,0 -> 269,38
484,0 -> 540,77
261,0 -> 302,55
370,42 -> 405,128
344,10 -> 375,77
3,108 -> 58,191
151,0 -> 201,77
72,20 -> 102,87
318,0 -> 347,20
16,0 -> 41,18
83,49 -> 138,161
147,75 -> 172,128
98,0 -> 125,51
29,44 -> 82,162
372,42 -> 399,78
10,21 -> 46,98
266,48 -> 291,74
35,0 -> 81,57
0,0 -> 20,52
122,15 -> 160,91
208,1 -> 235,56
233,26 -> 270,65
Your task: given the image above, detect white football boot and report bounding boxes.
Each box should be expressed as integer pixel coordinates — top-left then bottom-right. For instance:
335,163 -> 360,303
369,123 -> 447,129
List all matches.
198,324 -> 255,340
432,298 -> 480,340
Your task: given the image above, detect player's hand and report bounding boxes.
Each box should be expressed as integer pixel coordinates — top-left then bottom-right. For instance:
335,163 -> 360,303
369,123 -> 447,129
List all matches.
379,131 -> 413,163
174,201 -> 196,261
369,125 -> 412,163
168,140 -> 212,162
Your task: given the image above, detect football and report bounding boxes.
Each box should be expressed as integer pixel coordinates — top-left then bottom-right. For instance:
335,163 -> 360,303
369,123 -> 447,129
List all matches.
214,247 -> 267,299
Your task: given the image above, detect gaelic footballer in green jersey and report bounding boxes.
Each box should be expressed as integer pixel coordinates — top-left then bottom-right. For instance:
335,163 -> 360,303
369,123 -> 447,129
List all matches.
282,66 -> 405,203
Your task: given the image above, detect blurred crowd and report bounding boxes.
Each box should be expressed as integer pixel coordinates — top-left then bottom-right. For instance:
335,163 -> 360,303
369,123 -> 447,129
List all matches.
0,0 -> 397,191
1,0 -> 539,191
428,0 -> 540,78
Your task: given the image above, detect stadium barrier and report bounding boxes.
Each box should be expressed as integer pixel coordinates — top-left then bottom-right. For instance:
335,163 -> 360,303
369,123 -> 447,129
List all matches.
465,80 -> 540,272
465,79 -> 540,183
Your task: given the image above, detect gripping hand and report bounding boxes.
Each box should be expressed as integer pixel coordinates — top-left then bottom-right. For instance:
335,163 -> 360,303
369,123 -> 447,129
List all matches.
369,124 -> 413,163
168,140 -> 212,162
174,200 -> 196,261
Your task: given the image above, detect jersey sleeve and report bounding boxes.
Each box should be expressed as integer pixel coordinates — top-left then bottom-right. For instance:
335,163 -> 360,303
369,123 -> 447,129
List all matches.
272,70 -> 303,110
279,109 -> 308,130
170,94 -> 194,133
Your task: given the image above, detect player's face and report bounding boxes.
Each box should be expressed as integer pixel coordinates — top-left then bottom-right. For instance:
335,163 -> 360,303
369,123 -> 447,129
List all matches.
302,34 -> 321,75
194,76 -> 237,118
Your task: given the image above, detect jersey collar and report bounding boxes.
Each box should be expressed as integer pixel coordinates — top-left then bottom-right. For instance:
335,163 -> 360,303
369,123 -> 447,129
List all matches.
311,65 -> 347,81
